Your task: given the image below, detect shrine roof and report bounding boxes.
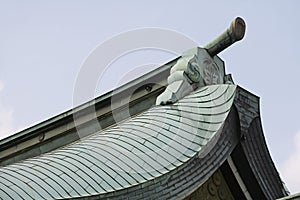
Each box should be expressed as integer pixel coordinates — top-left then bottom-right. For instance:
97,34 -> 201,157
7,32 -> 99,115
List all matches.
0,84 -> 236,199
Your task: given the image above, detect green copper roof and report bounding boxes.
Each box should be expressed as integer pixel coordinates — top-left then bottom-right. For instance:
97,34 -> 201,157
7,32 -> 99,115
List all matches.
0,84 -> 236,199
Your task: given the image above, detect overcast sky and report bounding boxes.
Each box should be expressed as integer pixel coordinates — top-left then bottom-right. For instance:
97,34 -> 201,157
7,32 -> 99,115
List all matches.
0,0 -> 299,194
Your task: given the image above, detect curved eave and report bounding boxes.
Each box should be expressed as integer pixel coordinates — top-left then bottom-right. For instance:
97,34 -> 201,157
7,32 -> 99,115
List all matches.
232,87 -> 289,199
0,84 -> 236,199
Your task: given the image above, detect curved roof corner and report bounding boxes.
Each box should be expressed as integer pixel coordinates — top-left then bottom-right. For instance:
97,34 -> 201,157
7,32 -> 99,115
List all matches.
0,84 -> 237,199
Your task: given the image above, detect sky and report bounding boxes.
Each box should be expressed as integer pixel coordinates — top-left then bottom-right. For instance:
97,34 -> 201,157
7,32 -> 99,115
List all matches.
0,0 -> 300,194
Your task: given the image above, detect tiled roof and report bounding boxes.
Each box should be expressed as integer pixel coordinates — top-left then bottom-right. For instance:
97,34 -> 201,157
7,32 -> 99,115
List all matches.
0,84 -> 236,199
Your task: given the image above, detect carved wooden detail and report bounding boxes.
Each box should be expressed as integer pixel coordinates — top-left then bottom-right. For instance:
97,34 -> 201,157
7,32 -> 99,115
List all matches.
183,170 -> 234,200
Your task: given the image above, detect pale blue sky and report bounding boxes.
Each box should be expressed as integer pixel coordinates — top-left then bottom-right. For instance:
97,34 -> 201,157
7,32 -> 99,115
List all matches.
0,0 -> 299,194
